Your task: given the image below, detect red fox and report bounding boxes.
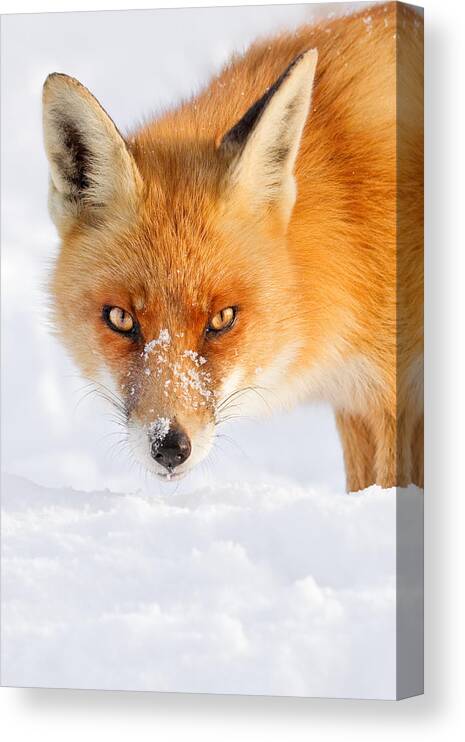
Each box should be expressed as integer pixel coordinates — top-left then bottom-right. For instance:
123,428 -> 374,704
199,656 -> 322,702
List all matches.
42,2 -> 423,491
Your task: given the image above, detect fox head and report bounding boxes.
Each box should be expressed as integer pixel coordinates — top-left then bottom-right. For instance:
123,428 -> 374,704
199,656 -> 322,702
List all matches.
42,50 -> 318,481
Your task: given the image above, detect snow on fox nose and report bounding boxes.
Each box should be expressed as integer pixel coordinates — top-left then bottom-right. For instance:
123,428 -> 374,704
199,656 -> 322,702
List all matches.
141,328 -> 213,411
123,327 -> 216,477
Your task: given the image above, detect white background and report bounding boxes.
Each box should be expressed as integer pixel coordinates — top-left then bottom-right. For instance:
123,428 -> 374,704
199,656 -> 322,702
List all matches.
0,0 -> 464,739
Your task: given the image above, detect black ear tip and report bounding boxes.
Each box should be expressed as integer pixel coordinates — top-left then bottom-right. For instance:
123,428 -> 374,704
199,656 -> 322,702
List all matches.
43,73 -> 66,97
285,48 -> 318,76
220,53 -> 307,150
43,72 -> 57,89
43,72 -> 82,94
44,72 -> 66,84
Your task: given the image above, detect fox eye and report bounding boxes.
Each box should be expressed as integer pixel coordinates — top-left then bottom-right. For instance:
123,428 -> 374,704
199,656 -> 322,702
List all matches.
103,305 -> 136,336
207,306 -> 237,336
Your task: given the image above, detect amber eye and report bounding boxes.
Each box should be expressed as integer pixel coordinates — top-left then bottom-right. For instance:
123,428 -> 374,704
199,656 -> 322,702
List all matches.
207,306 -> 237,336
103,305 -> 136,336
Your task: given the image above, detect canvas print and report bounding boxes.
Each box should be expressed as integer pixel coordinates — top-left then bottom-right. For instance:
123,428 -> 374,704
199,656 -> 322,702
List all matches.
1,2 -> 424,699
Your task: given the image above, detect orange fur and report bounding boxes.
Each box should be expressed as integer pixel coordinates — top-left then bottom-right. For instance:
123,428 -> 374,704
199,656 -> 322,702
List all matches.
45,2 -> 423,490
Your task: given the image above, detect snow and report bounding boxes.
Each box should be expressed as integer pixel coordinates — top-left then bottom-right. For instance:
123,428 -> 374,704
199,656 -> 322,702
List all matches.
148,417 -> 171,444
171,357 -> 213,406
1,472 -> 404,698
183,350 -> 207,366
143,329 -> 212,407
143,329 -> 171,358
143,329 -> 212,409
0,2 -> 420,698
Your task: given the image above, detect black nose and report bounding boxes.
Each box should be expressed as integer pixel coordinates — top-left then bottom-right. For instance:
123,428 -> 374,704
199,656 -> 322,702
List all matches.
151,425 -> 191,470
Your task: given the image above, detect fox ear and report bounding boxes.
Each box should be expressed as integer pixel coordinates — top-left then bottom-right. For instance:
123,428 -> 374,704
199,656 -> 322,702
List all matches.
42,73 -> 142,233
219,50 -> 318,225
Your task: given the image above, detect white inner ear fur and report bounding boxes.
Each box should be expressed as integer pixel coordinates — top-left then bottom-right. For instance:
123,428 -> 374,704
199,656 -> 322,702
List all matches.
42,73 -> 142,231
229,49 -> 318,223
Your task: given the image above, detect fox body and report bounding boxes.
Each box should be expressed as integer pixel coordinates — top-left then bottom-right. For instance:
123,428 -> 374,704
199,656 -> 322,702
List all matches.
43,2 -> 423,491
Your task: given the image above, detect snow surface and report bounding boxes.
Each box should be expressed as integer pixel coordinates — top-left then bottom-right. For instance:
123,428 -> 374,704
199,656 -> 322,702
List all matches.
1,472 -> 400,698
0,2 -> 415,698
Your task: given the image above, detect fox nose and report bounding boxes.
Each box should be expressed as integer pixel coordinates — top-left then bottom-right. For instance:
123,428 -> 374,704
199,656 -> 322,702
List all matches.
151,425 -> 191,470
